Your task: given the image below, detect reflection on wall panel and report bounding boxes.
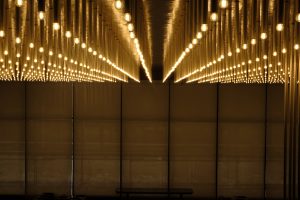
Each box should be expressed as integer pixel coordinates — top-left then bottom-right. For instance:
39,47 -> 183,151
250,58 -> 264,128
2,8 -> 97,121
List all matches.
170,84 -> 217,197
218,84 -> 265,198
123,83 -> 168,188
74,83 -> 120,195
266,85 -> 284,198
0,83 -> 25,194
26,83 -> 73,195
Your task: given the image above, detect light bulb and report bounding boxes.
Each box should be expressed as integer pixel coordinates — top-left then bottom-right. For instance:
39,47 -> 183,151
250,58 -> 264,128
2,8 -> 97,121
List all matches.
201,24 -> 208,32
227,52 -> 232,57
188,43 -> 193,49
294,44 -> 299,50
197,32 -> 202,39
4,50 -> 8,55
65,31 -> 72,38
296,13 -> 300,22
115,0 -> 122,9
242,44 -> 247,49
53,22 -> 60,30
210,13 -> 218,22
39,47 -> 44,53
128,23 -> 134,31
124,13 -> 131,22
260,32 -> 267,40
236,48 -> 240,53
15,37 -> 21,44
130,32 -> 135,39
39,11 -> 45,20
74,38 -> 80,44
282,48 -> 287,54
0,30 -> 4,37
251,38 -> 256,45
219,0 -> 228,8
81,43 -> 86,49
276,23 -> 284,31
16,0 -> 23,7
49,51 -> 53,56
29,43 -> 34,48
263,55 -> 268,60
273,51 -> 277,56
192,38 -> 198,45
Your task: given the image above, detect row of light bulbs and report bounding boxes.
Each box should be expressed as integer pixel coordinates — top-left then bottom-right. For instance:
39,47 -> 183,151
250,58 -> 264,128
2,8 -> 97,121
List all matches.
114,0 -> 152,82
164,0 -> 300,84
0,0 -> 145,82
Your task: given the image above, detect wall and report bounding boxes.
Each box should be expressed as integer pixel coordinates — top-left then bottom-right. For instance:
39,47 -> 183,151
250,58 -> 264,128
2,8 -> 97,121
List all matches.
0,82 -> 284,199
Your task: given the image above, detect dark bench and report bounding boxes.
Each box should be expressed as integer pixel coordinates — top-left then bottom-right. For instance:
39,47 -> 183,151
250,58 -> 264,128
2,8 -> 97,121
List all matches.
116,188 -> 193,199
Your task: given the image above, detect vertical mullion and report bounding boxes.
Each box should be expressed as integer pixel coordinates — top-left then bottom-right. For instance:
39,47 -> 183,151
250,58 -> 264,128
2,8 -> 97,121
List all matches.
264,84 -> 268,199
24,82 -> 28,196
71,83 -> 75,197
216,83 -> 219,199
168,81 -> 171,193
120,83 -> 123,197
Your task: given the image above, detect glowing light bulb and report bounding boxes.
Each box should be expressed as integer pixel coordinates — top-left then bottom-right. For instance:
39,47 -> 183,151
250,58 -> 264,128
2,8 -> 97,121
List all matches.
4,50 -> 8,55
29,43 -> 34,48
263,55 -> 268,60
39,47 -> 44,53
251,38 -> 256,45
228,52 -> 232,57
39,11 -> 45,20
201,24 -> 208,32
296,13 -> 300,22
188,43 -> 193,49
260,32 -> 267,40
81,43 -> 86,49
242,44 -> 247,49
294,44 -> 299,50
115,0 -> 122,9
65,31 -> 71,38
219,0 -> 228,8
128,23 -> 134,31
197,32 -> 202,39
210,13 -> 218,22
16,53 -> 21,58
124,13 -> 131,22
0,30 -> 4,37
74,38 -> 80,44
276,23 -> 284,31
273,51 -> 277,56
53,22 -> 60,30
192,38 -> 198,45
130,32 -> 135,39
236,48 -> 240,53
16,0 -> 23,7
15,37 -> 21,44
282,48 -> 287,54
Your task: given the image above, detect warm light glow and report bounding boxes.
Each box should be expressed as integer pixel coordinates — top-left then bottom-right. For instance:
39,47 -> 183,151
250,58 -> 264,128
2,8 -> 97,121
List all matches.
260,32 -> 267,40
282,48 -> 287,54
201,24 -> 208,32
228,52 -> 232,57
242,44 -> 247,49
128,23 -> 134,31
197,32 -> 202,39
81,43 -> 86,49
296,13 -> 300,22
39,47 -> 44,53
53,22 -> 60,30
74,38 -> 80,44
15,37 -> 21,44
273,51 -> 277,56
38,11 -> 45,20
236,48 -> 240,53
0,30 -> 4,37
210,13 -> 218,22
124,13 -> 131,22
276,23 -> 284,31
16,0 -> 23,7
192,38 -> 198,45
219,0 -> 228,8
115,0 -> 122,9
130,32 -> 135,39
251,38 -> 256,45
294,44 -> 299,50
29,43 -> 34,48
65,31 -> 72,38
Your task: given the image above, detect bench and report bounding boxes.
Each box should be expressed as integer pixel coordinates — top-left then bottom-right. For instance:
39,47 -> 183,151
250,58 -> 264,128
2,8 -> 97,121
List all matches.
116,188 -> 193,199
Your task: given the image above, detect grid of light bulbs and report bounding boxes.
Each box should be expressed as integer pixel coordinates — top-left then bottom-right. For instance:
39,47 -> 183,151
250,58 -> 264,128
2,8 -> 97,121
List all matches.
164,0 -> 300,84
0,0 -> 143,82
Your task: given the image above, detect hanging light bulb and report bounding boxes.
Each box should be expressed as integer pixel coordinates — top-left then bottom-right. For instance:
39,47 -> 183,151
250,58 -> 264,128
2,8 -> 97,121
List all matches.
74,38 -> 80,44
15,37 -> 21,44
38,11 -> 45,20
201,24 -> 208,32
219,0 -> 228,8
128,23 -> 134,31
115,0 -> 122,9
260,32 -> 267,40
16,0 -> 23,7
192,38 -> 198,45
81,43 -> 86,49
65,31 -> 72,38
29,43 -> 34,48
296,13 -> 300,22
39,47 -> 44,53
294,44 -> 299,50
251,38 -> 256,45
53,22 -> 60,30
210,13 -> 218,22
276,23 -> 284,31
0,30 -> 4,37
197,32 -> 203,39
129,32 -> 135,39
124,13 -> 131,22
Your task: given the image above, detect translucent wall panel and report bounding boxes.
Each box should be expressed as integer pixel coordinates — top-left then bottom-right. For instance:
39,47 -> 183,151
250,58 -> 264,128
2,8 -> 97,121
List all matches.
26,83 -> 72,195
0,83 -> 25,194
266,84 -> 284,198
123,82 -> 168,188
74,83 -> 120,195
218,84 -> 265,198
170,84 -> 217,197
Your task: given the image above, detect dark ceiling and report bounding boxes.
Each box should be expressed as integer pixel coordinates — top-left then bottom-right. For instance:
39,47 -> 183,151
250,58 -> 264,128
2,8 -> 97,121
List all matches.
147,0 -> 172,80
